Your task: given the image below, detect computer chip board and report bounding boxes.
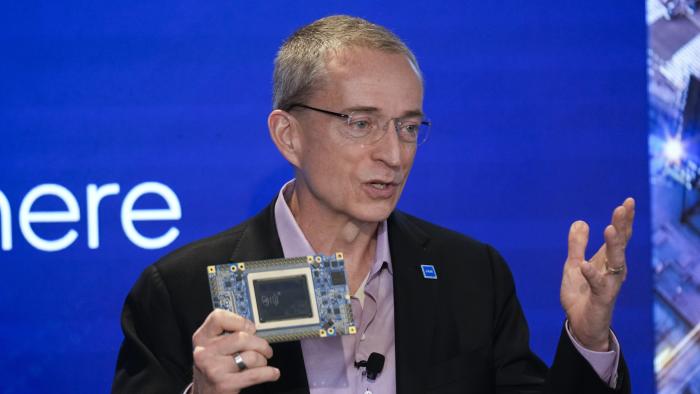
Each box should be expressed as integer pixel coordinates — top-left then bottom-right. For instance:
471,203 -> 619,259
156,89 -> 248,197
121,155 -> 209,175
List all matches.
207,253 -> 357,343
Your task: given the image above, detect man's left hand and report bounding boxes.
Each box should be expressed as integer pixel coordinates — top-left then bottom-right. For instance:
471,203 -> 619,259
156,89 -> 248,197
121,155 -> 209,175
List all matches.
560,198 -> 635,351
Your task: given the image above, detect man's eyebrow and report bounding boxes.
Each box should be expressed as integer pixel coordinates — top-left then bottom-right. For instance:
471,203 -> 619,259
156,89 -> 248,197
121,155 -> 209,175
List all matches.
342,106 -> 425,118
401,109 -> 425,118
342,106 -> 380,113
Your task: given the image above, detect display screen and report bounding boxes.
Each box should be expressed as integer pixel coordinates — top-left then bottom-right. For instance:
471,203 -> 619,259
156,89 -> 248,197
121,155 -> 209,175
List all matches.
253,275 -> 313,322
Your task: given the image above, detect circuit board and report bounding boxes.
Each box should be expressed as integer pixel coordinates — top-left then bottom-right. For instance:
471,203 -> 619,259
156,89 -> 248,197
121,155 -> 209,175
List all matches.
207,253 -> 357,343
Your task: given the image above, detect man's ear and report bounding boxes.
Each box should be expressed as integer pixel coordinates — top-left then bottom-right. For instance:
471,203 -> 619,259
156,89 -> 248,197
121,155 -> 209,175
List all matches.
268,109 -> 302,168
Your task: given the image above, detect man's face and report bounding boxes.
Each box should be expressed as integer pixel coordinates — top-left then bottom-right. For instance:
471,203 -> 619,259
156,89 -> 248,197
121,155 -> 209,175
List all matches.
292,47 -> 423,223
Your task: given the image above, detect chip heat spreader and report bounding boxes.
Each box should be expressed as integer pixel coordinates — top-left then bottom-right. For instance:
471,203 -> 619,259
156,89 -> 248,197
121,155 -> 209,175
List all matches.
207,253 -> 357,343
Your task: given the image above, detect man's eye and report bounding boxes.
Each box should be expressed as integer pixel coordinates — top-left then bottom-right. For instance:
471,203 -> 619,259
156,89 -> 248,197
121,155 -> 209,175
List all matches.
350,119 -> 371,129
402,124 -> 419,135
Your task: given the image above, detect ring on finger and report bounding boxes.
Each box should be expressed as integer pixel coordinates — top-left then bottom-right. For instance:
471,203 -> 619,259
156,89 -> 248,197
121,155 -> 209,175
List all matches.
233,352 -> 247,371
606,264 -> 625,275
603,257 -> 625,275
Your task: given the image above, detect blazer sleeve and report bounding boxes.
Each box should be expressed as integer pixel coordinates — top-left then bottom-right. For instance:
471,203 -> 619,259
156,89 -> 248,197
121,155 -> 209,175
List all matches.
487,246 -> 631,394
112,265 -> 192,394
545,326 -> 631,393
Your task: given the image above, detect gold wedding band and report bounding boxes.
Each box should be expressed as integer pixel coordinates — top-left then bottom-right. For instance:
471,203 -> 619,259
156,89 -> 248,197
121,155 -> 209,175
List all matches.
606,265 -> 625,275
603,256 -> 625,275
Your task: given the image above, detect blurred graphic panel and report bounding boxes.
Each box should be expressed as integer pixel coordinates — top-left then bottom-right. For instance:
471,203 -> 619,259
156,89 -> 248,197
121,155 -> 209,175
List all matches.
648,0 -> 700,392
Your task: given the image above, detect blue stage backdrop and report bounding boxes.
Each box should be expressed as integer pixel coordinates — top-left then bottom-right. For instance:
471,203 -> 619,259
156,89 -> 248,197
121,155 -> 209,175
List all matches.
0,1 -> 653,393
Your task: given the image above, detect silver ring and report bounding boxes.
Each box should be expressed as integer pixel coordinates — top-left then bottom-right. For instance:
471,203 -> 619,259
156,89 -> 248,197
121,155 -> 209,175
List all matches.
233,352 -> 247,371
606,265 -> 625,275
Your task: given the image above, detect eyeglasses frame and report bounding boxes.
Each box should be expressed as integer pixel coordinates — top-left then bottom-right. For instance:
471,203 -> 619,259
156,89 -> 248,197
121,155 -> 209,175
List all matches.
285,103 -> 431,145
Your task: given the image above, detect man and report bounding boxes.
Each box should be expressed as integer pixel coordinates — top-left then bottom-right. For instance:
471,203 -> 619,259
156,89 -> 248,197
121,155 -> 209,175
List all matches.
113,15 -> 634,393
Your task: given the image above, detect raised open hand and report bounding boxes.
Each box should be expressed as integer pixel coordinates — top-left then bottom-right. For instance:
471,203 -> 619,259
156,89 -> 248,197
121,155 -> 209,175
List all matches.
560,198 -> 635,351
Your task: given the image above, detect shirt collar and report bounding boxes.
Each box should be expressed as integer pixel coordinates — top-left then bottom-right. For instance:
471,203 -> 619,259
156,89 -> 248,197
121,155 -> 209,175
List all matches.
274,179 -> 393,275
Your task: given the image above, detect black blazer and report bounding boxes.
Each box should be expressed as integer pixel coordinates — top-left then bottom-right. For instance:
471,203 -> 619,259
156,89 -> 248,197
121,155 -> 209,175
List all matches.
112,200 -> 630,393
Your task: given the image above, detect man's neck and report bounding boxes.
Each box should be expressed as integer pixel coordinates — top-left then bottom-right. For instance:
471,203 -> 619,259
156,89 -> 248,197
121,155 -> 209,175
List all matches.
286,183 -> 378,295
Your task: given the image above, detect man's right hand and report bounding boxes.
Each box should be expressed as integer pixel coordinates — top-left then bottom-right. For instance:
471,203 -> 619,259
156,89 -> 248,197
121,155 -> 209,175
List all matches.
191,309 -> 280,394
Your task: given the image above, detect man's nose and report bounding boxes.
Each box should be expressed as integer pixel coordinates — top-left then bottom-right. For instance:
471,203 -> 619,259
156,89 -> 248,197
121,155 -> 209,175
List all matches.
371,119 -> 402,168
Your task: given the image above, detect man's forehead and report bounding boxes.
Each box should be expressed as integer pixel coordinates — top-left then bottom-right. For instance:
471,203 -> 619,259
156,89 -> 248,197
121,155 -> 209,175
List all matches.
295,45 -> 423,115
322,47 -> 422,90
324,46 -> 412,72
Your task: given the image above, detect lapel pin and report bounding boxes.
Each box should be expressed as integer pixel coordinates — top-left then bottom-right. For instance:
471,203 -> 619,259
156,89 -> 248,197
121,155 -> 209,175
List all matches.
420,264 -> 437,279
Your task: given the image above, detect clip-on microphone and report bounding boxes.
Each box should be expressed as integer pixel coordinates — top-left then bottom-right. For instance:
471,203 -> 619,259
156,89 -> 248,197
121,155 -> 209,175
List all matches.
354,352 -> 385,381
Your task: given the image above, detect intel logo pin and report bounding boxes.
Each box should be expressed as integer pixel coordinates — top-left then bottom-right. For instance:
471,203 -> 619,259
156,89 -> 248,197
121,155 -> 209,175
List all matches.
420,265 -> 437,279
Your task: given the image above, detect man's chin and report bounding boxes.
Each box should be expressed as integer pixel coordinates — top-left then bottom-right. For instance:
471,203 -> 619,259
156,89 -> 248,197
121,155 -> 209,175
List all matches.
351,202 -> 397,223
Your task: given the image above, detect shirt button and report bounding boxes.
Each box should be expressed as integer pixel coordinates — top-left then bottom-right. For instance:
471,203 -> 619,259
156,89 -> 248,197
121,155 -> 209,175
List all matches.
361,334 -> 366,341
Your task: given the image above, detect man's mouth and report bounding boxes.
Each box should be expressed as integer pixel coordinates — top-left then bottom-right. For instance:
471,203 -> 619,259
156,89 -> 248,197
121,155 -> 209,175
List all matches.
363,179 -> 401,199
369,182 -> 390,190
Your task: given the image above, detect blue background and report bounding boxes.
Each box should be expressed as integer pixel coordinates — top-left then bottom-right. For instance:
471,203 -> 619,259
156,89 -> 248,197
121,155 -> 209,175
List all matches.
0,1 -> 653,392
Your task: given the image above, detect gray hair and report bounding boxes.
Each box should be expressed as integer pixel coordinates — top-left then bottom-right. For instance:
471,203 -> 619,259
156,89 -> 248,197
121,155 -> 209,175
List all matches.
272,15 -> 422,110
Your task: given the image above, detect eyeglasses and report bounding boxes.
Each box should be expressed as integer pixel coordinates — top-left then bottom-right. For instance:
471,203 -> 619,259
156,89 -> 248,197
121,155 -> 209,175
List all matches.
287,103 -> 431,146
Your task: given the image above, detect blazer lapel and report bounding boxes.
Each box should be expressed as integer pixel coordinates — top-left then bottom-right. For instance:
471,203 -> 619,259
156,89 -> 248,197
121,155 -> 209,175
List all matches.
228,200 -> 284,263
230,200 -> 309,394
388,211 -> 440,393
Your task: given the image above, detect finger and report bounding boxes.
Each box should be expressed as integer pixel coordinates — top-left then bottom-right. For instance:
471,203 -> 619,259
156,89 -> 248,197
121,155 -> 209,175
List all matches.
588,244 -> 607,271
622,197 -> 635,241
579,260 -> 606,293
234,350 -> 269,371
219,350 -> 269,373
604,225 -> 626,272
567,221 -> 589,264
212,331 -> 274,359
202,366 -> 281,393
193,309 -> 255,345
191,338 -> 273,386
611,205 -> 627,235
231,366 -> 281,390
